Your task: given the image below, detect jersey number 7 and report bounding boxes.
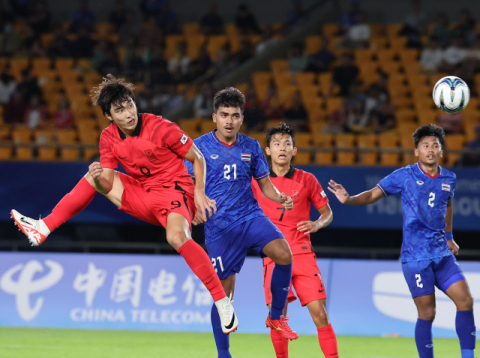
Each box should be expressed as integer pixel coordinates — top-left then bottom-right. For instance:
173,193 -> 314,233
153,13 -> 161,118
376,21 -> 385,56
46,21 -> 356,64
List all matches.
277,207 -> 286,221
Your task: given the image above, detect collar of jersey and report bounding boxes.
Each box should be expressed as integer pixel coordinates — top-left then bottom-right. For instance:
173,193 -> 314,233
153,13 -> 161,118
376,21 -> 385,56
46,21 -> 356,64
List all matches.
211,129 -> 237,148
117,113 -> 143,140
416,162 -> 441,179
270,165 -> 295,178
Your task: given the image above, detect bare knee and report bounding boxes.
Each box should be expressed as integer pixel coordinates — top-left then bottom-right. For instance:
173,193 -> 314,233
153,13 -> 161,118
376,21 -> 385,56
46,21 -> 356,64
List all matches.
418,307 -> 436,321
273,248 -> 292,265
167,231 -> 188,250
313,309 -> 330,328
456,294 -> 474,311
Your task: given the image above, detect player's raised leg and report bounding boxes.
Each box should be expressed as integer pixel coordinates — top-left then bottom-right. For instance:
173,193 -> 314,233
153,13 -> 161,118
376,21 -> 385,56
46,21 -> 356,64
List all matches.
446,280 -> 476,358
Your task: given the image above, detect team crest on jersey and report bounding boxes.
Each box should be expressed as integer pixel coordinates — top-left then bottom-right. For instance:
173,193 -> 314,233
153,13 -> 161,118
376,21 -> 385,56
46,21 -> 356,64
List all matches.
180,134 -> 188,145
241,153 -> 251,161
291,189 -> 299,200
144,149 -> 158,162
442,183 -> 451,192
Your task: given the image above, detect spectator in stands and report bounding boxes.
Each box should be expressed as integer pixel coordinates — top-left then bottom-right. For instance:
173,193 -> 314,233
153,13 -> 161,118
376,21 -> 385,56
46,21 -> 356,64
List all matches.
330,53 -> 359,97
243,91 -> 267,131
283,91 -> 308,131
28,39 -> 47,58
364,84 -> 383,116
461,124 -> 480,167
193,84 -> 214,118
52,95 -> 75,129
147,47 -> 172,85
420,36 -> 444,72
124,47 -> 146,83
17,69 -> 42,103
375,73 -> 390,100
287,43 -> 308,72
255,25 -> 277,56
261,79 -> 284,120
324,99 -> 348,134
371,101 -> 395,134
432,13 -> 452,49
231,39 -> 254,67
346,100 -> 369,133
71,26 -> 96,58
235,4 -> 262,35
137,86 -> 162,113
212,42 -> 233,78
160,84 -> 184,114
24,95 -> 46,130
399,0 -> 426,48
340,11 -> 371,49
306,38 -> 335,73
286,0 -> 307,30
140,16 -> 164,48
0,19 -> 21,55
437,112 -> 464,134
110,0 -> 127,31
464,35 -> 480,73
28,1 -> 51,35
140,0 -> 164,20
439,35 -> 468,72
93,40 -> 109,70
70,0 -> 95,33
4,91 -> 25,124
200,2 -> 224,35
157,2 -> 178,34
189,47 -> 213,79
0,72 -> 16,105
339,0 -> 359,34
347,81 -> 366,108
99,50 -> 121,76
453,9 -> 477,46
47,25 -> 72,57
168,42 -> 190,80
119,11 -> 141,46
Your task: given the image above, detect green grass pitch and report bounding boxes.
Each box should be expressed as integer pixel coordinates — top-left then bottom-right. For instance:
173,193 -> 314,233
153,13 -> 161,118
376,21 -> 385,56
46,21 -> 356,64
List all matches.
0,328 -> 464,358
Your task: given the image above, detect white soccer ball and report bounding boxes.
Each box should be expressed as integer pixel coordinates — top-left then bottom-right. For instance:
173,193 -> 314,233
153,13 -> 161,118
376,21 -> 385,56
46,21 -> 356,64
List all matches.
432,76 -> 470,113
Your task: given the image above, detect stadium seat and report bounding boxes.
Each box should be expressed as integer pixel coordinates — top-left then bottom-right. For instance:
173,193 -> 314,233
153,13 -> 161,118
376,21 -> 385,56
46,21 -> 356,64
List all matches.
0,126 -> 11,140
417,109 -> 438,127
186,35 -> 206,59
305,36 -> 321,54
225,23 -> 237,37
398,49 -> 419,65
322,24 -> 338,38
235,83 -> 249,95
56,58 -> 74,73
369,24 -> 384,37
57,129 -> 77,144
12,128 -> 32,144
397,122 -> 419,134
336,133 -> 356,165
273,73 -> 293,88
270,59 -> 289,73
376,49 -> 397,63
78,128 -> 99,144
295,73 -> 316,87
15,147 -> 32,161
369,36 -> 388,50
200,120 -> 217,134
356,134 -> 377,165
445,134 -> 465,167
354,49 -> 374,64
179,118 -> 201,133
293,152 -> 311,164
96,22 -> 113,38
465,120 -> 480,142
395,109 -> 416,123
0,147 -> 12,160
325,98 -> 342,115
248,132 -> 267,147
317,72 -> 333,88
389,37 -> 408,51
386,24 -> 403,38
183,23 -> 200,36
313,133 -> 333,165
41,33 -> 54,49
60,148 -> 79,161
165,35 -> 186,59
294,133 -> 312,149
379,133 -> 400,166
400,134 -> 415,165
38,147 -> 57,161
83,148 -> 99,161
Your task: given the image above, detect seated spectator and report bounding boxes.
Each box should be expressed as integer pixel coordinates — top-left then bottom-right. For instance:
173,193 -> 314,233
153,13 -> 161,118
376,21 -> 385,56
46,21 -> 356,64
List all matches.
193,84 -> 214,118
339,1 -> 359,34
47,25 -> 72,57
255,25 -> 277,56
347,81 -> 366,108
168,42 -> 190,80
71,26 -> 96,58
137,87 -> 162,113
161,85 -> 184,114
147,48 -> 172,85
324,99 -> 348,134
287,43 -> 308,72
235,4 -> 262,35
286,0 -> 307,29
399,0 -> 426,48
0,20 -> 21,55
461,124 -> 480,167
260,79 -> 284,120
212,42 -> 233,78
93,40 -> 109,70
110,0 -> 127,31
437,112 -> 464,134
346,101 -> 369,133
52,95 -> 75,129
17,70 -> 42,103
28,1 -> 51,35
331,53 -> 359,97
29,39 -> 47,58
375,73 -> 390,101
439,36 -> 468,72
364,84 -> 383,116
371,101 -> 395,134
4,92 -> 25,124
189,47 -> 212,79
340,11 -> 371,49
119,11 -> 141,46
0,72 -> 16,105
157,2 -> 178,34
24,95 -> 46,130
243,91 -> 267,131
420,36 -> 444,72
283,91 -> 308,131
432,13 -> 452,49
231,39 -> 254,67
200,2 -> 224,35
306,38 -> 336,73
70,0 -> 95,33
453,9 -> 477,46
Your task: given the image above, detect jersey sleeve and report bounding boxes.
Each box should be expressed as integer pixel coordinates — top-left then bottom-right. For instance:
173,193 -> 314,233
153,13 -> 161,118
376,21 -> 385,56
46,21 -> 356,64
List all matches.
153,120 -> 193,158
251,140 -> 270,180
377,167 -> 406,196
99,131 -> 118,169
307,173 -> 329,208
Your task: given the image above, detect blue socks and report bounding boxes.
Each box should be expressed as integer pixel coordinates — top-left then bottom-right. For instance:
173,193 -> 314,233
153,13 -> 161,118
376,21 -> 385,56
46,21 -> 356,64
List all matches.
456,310 -> 476,358
270,263 -> 293,320
211,304 -> 231,358
415,318 -> 434,358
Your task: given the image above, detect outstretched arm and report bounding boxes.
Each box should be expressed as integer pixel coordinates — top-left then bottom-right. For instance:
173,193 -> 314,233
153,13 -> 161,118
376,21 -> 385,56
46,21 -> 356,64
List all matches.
256,176 -> 293,210
327,180 -> 384,205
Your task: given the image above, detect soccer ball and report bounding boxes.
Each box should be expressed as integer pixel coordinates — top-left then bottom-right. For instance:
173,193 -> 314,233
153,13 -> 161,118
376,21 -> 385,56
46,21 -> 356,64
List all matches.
432,76 -> 470,113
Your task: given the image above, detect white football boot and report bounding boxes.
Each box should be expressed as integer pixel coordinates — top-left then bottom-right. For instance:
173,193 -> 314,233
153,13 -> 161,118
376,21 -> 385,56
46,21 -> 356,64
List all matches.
214,293 -> 239,334
11,209 -> 50,246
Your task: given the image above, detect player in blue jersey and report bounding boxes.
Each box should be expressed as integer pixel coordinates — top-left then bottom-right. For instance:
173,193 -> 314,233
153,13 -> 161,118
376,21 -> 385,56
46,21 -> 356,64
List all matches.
185,87 -> 297,358
328,124 -> 475,358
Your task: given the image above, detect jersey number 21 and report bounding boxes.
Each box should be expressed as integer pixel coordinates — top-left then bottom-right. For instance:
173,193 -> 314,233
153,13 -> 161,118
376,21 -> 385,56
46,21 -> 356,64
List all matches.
224,164 -> 237,180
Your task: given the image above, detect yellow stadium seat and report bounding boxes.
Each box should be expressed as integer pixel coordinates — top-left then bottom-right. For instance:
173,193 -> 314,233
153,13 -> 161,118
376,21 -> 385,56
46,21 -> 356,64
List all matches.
235,83 -> 249,95
322,24 -> 338,38
273,73 -> 293,87
389,37 -> 408,50
179,118 -> 201,133
96,22 -> 113,37
369,36 -> 387,50
317,72 -> 333,88
12,128 -> 32,144
386,24 -> 403,38
417,109 -> 438,127
325,98 -> 342,115
0,147 -> 12,160
354,49 -> 374,64
34,129 -> 54,144
370,24 -> 384,37
380,62 -> 402,75
206,35 -> 227,57
376,49 -> 397,63
395,109 -> 416,123
305,36 -> 321,54
294,133 -> 312,149
336,133 -> 356,165
379,133 -> 400,166
445,134 -> 465,167
357,134 -> 377,165
15,147 -> 32,161
400,134 -> 415,165
293,152 -> 311,164
225,23 -> 237,37
270,59 -> 289,73
295,72 -> 316,87
78,128 -> 99,144
201,120 -> 217,134
183,23 -> 200,35
399,49 -> 419,65
41,33 -> 54,49
38,147 -> 57,161
186,35 -> 206,59
313,133 -> 333,164
248,132 -> 267,147
314,151 -> 333,165
397,122 -> 419,134
165,35 -> 186,59
60,148 -> 79,161
55,58 -> 74,73
57,129 -> 77,144
83,148 -> 99,161
465,120 -> 480,142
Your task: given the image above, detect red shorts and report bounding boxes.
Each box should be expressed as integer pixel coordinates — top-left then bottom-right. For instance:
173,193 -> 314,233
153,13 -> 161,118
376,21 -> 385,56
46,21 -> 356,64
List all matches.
263,252 -> 326,307
117,172 -> 196,228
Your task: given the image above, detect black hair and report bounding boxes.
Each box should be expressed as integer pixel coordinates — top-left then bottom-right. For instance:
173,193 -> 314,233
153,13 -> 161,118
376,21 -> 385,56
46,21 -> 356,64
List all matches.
412,123 -> 445,148
213,87 -> 245,113
265,123 -> 295,147
91,74 -> 135,116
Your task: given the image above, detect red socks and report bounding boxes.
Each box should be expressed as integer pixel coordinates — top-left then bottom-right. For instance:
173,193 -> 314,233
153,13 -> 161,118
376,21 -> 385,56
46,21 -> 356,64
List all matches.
318,324 -> 339,358
177,239 -> 226,302
270,328 -> 289,358
43,177 -> 97,232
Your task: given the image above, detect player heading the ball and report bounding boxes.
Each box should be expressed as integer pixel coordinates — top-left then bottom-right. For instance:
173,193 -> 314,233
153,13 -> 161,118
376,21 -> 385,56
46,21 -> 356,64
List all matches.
10,74 -> 238,335
328,124 -> 475,358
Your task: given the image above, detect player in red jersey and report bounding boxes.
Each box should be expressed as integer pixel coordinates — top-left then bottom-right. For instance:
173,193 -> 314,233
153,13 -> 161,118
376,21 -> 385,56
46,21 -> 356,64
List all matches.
251,123 -> 338,358
10,75 -> 238,334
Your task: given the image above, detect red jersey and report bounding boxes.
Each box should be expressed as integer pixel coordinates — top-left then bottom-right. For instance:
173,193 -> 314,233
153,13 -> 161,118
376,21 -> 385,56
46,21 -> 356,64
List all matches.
251,166 -> 329,255
99,113 -> 194,192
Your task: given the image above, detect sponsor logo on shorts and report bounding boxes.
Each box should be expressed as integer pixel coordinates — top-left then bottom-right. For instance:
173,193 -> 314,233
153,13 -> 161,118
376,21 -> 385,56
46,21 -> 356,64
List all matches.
144,149 -> 158,162
180,134 -> 188,145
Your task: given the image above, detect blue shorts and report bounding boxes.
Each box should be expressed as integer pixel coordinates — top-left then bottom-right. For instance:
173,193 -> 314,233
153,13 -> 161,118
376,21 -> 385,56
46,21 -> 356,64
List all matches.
402,255 -> 465,299
206,216 -> 285,280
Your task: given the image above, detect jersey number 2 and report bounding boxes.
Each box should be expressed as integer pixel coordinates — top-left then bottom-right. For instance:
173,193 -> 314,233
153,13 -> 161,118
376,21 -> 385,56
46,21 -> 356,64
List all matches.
224,164 -> 237,180
428,192 -> 435,208
415,274 -> 423,288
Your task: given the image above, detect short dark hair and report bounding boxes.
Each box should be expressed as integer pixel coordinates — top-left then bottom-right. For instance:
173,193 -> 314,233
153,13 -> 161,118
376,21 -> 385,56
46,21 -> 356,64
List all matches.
213,87 -> 245,113
265,123 -> 295,147
412,123 -> 445,148
91,74 -> 135,116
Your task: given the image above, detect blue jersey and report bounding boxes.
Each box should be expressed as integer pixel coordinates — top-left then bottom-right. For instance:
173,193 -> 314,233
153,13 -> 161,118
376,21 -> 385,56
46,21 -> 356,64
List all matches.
377,163 -> 456,263
186,131 -> 270,244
